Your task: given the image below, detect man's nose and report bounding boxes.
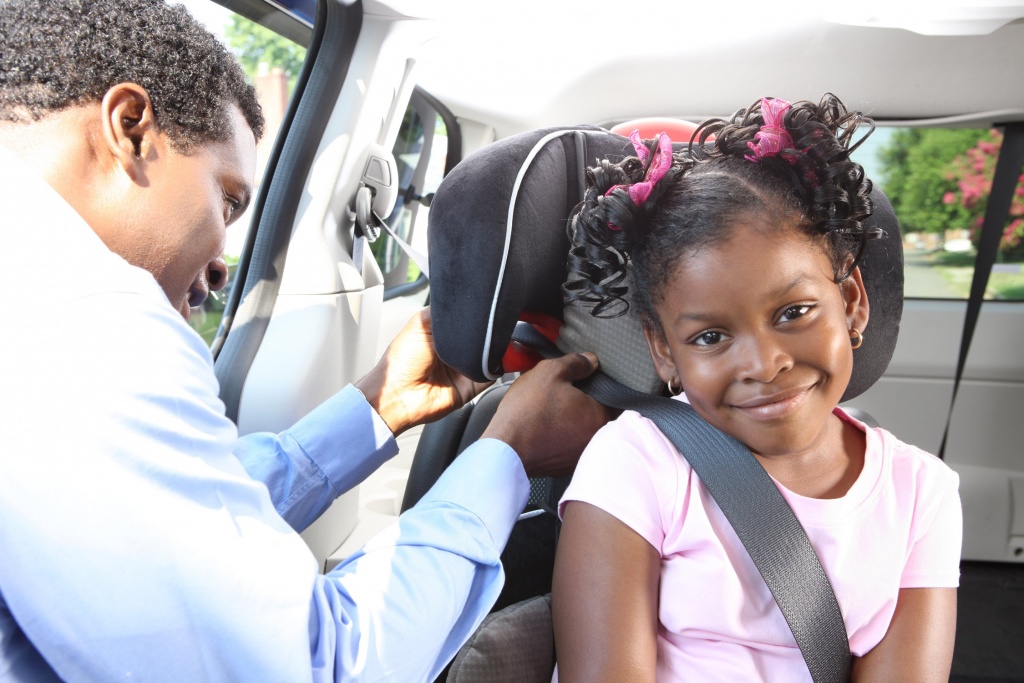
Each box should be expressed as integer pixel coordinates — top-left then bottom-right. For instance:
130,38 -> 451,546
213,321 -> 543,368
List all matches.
208,256 -> 229,292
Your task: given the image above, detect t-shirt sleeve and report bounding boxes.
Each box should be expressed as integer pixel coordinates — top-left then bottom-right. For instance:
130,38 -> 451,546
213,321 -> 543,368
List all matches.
900,456 -> 963,589
558,410 -> 684,552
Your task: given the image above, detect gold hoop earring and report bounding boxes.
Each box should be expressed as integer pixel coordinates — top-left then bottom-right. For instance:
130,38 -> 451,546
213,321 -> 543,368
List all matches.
667,376 -> 683,396
850,329 -> 864,350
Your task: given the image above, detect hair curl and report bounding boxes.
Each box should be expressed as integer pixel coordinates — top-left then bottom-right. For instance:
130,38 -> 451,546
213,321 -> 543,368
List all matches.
565,93 -> 880,331
0,0 -> 264,150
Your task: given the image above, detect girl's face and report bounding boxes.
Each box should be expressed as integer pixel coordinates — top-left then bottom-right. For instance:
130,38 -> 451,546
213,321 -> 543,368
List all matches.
644,219 -> 869,460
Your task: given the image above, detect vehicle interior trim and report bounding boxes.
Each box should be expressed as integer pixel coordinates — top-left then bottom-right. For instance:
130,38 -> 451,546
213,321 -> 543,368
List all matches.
215,0 -> 363,422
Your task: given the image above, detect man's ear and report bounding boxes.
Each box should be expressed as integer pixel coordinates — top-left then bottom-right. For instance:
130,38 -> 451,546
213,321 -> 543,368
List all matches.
100,83 -> 161,181
642,320 -> 679,387
841,265 -> 870,335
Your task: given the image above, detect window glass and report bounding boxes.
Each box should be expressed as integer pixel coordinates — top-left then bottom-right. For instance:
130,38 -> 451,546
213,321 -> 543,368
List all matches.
175,0 -> 309,343
853,126 -> 1024,301
374,103 -> 448,290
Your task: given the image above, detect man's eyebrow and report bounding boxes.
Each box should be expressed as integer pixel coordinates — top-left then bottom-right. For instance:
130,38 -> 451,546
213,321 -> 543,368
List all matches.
239,186 -> 253,211
230,176 -> 253,211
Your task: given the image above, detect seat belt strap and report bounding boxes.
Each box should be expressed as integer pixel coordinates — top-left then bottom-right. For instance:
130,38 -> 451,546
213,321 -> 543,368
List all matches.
513,323 -> 852,683
938,123 -> 1024,459
372,208 -> 431,279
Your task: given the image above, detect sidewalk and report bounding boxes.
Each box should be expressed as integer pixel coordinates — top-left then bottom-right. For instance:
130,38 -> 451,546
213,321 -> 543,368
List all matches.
903,248 -> 963,299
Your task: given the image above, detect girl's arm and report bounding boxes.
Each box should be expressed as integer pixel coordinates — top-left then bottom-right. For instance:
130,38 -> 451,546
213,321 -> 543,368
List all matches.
851,587 -> 957,682
552,500 -> 661,683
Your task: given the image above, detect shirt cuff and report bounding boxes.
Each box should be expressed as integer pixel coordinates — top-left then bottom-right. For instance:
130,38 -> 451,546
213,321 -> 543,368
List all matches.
287,384 -> 400,497
417,438 -> 530,550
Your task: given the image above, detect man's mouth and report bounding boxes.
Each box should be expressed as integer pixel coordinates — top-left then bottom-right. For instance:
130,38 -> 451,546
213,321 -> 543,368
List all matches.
188,283 -> 210,310
181,282 -> 210,322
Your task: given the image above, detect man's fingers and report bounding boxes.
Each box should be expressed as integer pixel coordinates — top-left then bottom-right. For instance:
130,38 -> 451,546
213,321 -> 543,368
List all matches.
555,351 -> 600,382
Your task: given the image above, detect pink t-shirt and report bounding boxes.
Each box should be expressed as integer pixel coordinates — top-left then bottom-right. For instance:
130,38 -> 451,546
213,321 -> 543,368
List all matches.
556,403 -> 962,681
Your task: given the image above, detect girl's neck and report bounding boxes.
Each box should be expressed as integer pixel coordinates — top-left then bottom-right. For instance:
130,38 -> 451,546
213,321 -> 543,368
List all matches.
753,412 -> 866,499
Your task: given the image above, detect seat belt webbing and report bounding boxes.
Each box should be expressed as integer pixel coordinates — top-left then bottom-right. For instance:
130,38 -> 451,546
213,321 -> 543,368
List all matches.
513,322 -> 852,683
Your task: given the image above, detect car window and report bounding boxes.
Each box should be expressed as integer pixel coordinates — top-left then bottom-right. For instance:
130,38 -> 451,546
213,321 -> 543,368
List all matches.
854,126 -> 1024,301
374,109 -> 442,287
374,89 -> 454,295
175,0 -> 310,344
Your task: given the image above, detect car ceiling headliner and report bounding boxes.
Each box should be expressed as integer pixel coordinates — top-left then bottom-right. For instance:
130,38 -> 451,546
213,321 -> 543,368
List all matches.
368,0 -> 1024,137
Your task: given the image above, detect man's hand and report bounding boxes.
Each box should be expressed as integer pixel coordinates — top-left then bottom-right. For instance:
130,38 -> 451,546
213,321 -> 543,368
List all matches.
481,353 -> 614,478
356,308 -> 491,436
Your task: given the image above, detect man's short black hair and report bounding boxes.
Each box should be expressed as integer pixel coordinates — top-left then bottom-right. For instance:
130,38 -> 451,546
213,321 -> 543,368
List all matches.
0,0 -> 265,150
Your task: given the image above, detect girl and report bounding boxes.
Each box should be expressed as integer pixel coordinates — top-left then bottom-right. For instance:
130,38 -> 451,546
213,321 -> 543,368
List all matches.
551,95 -> 962,681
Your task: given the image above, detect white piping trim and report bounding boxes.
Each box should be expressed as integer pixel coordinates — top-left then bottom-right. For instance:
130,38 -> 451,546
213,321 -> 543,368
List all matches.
480,129 -> 584,380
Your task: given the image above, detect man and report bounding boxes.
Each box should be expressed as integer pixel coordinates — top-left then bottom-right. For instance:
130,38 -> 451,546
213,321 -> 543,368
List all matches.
0,1 -> 609,680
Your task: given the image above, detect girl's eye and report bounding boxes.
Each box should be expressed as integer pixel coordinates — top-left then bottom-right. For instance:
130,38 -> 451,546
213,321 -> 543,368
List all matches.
692,330 -> 726,346
225,195 -> 241,217
779,305 -> 812,323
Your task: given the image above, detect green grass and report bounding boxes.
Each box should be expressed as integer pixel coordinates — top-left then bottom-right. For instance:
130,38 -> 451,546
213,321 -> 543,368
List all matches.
936,265 -> 1024,300
931,250 -> 977,267
990,272 -> 1024,300
912,247 -> 1024,300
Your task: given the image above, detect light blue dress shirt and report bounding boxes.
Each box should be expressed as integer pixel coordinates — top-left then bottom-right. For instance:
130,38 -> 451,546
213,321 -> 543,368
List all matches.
0,145 -> 529,682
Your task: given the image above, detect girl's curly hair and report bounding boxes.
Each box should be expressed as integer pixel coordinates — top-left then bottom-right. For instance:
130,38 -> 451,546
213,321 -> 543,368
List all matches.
564,93 -> 881,332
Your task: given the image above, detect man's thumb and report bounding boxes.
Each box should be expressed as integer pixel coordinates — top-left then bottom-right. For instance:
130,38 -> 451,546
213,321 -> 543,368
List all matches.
560,351 -> 600,381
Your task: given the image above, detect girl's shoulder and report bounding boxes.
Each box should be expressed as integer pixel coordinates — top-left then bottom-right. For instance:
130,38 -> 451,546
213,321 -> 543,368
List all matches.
588,405 -> 698,475
836,410 -> 963,588
560,405 -> 698,547
837,407 -> 960,498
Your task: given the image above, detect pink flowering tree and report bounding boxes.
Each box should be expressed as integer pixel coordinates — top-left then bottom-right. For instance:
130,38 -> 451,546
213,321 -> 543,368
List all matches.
945,130 -> 1024,260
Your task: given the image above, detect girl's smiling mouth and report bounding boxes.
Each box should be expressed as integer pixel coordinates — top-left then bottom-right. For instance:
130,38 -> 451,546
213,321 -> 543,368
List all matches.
731,385 -> 815,420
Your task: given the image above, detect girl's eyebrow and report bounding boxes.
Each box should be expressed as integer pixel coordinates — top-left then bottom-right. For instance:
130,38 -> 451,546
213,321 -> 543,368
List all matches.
674,310 -> 718,324
670,274 -> 818,327
770,273 -> 817,299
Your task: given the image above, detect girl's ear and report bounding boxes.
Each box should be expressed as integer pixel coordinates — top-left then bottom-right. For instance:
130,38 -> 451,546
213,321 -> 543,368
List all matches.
841,265 -> 870,335
642,321 -> 680,386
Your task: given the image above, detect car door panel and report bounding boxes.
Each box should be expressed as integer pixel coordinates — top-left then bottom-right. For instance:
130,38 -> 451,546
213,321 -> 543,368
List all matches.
848,300 -> 1024,562
227,10 -> 442,567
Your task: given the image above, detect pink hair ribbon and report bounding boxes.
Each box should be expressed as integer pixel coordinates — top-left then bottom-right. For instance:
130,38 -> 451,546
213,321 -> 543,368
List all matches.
745,97 -> 793,162
605,129 -> 673,229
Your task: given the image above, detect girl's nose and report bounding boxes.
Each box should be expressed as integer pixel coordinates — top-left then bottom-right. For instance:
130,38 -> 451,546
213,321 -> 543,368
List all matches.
207,256 -> 229,292
738,331 -> 793,383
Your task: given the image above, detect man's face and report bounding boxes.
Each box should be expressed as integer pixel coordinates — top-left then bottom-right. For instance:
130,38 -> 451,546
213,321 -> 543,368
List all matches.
116,105 -> 256,320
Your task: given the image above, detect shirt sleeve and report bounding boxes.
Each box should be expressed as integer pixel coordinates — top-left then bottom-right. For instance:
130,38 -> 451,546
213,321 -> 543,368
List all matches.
1,283 -> 528,683
234,385 -> 399,532
309,439 -> 529,681
900,459 -> 963,588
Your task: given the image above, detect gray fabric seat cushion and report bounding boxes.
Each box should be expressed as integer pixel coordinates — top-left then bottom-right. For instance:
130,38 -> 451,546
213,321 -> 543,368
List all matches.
447,594 -> 554,683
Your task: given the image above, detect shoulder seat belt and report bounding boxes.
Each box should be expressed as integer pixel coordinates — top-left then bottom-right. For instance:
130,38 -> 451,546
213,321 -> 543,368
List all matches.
513,322 -> 852,683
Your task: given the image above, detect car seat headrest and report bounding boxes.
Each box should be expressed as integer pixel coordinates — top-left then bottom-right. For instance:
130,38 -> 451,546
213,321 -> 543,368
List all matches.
428,125 -> 903,403
610,117 -> 702,141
